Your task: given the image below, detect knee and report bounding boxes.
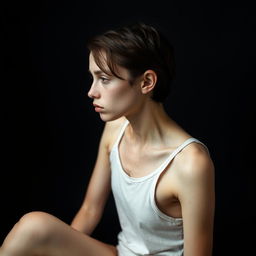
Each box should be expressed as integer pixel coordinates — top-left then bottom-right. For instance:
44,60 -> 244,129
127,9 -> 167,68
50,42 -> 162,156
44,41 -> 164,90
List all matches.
18,211 -> 55,240
2,211 -> 56,255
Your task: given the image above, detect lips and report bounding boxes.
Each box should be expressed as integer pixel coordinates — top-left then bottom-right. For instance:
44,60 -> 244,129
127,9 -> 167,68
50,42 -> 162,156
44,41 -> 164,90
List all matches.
93,103 -> 104,112
93,103 -> 103,109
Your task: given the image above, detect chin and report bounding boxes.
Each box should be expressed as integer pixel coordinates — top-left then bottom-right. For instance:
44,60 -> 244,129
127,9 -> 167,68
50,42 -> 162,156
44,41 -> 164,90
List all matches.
99,112 -> 123,122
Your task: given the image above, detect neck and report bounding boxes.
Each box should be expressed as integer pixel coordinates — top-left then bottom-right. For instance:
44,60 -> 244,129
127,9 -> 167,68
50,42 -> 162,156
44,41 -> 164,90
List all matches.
125,99 -> 176,146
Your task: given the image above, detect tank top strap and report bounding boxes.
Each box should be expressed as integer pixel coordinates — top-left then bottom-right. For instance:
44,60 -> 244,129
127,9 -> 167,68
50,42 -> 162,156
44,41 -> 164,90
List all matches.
149,137 -> 211,221
155,137 -> 210,176
112,119 -> 129,150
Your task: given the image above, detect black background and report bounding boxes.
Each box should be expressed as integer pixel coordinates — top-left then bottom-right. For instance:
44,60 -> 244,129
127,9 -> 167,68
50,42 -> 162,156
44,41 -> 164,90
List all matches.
2,1 -> 256,255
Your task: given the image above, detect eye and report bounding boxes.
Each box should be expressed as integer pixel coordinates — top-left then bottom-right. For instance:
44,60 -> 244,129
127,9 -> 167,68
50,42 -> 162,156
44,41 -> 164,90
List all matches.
100,76 -> 110,84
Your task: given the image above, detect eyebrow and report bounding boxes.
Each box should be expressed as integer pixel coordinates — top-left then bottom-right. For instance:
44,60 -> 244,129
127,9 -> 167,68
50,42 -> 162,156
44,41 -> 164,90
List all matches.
88,70 -> 108,76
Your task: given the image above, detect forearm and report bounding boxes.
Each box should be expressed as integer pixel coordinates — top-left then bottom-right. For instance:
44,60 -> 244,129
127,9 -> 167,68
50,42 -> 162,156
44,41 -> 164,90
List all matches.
70,207 -> 102,235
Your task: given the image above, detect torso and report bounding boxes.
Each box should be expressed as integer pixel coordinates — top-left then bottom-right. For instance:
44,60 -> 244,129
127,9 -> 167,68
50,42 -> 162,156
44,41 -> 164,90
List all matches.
107,117 -> 209,219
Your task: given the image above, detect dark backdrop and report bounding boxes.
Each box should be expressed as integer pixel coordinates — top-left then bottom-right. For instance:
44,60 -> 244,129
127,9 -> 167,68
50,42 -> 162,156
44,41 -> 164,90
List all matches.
2,2 -> 256,255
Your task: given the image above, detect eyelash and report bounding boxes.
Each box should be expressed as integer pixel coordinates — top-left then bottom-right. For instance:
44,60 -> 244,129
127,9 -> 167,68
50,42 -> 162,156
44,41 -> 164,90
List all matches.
88,74 -> 110,85
99,77 -> 110,84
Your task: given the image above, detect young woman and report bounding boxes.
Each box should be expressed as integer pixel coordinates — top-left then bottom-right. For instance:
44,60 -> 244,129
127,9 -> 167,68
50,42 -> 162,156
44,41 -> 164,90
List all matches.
0,23 -> 215,256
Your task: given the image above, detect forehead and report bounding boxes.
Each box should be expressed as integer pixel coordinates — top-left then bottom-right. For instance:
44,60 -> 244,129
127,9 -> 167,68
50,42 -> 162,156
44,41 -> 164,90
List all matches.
88,51 -> 130,79
89,52 -> 107,72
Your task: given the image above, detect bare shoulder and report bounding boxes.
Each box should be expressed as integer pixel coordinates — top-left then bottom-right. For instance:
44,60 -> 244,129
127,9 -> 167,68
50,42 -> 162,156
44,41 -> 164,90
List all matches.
102,117 -> 127,153
174,142 -> 215,187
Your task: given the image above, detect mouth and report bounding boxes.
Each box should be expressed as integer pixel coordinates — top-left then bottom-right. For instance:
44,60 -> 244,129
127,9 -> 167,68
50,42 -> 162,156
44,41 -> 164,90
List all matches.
93,103 -> 103,108
93,103 -> 104,112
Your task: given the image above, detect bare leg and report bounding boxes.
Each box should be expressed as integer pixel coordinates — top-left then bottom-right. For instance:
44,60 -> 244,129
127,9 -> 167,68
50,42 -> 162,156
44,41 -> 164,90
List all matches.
0,211 -> 117,256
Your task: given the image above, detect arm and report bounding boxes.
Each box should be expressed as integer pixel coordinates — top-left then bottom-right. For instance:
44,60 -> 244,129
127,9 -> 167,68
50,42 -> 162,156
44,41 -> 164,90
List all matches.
70,121 -> 114,235
178,150 -> 215,256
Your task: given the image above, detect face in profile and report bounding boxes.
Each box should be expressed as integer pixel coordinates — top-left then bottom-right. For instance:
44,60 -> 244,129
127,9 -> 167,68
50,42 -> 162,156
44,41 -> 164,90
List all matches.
88,53 -> 144,122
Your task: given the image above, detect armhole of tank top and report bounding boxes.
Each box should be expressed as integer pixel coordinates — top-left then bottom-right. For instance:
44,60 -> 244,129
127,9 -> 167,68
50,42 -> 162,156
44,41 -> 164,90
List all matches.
150,138 -> 210,222
109,119 -> 129,155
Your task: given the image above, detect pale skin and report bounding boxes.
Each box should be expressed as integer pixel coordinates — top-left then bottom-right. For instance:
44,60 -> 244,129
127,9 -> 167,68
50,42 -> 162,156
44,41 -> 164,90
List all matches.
0,52 -> 215,256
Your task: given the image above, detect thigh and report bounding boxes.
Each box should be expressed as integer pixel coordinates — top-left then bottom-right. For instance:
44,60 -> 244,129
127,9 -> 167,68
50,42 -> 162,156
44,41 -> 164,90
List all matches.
25,212 -> 117,256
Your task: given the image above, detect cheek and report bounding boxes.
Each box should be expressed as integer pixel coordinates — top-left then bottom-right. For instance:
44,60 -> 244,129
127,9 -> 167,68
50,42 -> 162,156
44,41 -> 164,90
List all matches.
109,86 -> 138,108
99,86 -> 140,122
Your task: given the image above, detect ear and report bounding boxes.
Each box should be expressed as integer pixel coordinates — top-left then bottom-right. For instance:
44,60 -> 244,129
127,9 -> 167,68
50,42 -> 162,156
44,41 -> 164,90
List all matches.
141,70 -> 157,95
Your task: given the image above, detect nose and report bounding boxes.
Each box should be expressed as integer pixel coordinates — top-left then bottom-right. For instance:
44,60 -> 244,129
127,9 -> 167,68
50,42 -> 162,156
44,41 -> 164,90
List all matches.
87,83 -> 100,99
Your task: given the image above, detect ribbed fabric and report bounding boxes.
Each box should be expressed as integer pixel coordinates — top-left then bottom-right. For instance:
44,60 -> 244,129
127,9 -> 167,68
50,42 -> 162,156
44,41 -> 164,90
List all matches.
110,120 -> 210,256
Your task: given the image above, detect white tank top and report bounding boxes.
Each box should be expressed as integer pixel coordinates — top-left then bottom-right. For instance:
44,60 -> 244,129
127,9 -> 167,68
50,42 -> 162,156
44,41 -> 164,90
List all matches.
110,120 -> 210,256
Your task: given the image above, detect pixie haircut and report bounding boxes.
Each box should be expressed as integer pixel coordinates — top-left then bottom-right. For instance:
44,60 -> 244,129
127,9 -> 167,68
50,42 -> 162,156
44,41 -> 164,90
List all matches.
87,23 -> 176,102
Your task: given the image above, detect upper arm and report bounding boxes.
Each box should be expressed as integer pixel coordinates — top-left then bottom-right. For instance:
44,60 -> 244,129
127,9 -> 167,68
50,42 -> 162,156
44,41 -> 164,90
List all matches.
81,118 -> 125,215
178,150 -> 215,256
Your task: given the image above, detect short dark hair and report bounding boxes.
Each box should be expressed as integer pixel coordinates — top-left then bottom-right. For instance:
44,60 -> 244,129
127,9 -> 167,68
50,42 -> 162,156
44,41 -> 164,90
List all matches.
87,22 -> 176,102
